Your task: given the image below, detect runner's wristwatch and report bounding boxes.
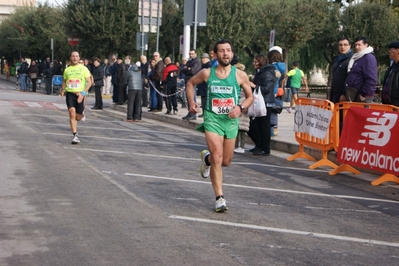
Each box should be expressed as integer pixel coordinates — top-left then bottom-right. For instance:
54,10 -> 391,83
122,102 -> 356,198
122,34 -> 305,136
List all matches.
239,105 -> 245,112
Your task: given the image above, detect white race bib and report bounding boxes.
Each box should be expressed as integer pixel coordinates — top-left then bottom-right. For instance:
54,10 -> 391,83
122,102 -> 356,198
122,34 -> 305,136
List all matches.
212,98 -> 235,114
68,79 -> 81,89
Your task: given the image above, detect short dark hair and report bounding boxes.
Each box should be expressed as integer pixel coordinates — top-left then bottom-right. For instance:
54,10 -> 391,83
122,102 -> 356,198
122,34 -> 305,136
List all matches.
213,39 -> 234,54
338,37 -> 350,44
354,36 -> 368,45
292,61 -> 299,67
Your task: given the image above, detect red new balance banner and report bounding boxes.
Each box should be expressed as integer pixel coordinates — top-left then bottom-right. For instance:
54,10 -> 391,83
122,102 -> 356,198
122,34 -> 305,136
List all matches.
338,107 -> 399,175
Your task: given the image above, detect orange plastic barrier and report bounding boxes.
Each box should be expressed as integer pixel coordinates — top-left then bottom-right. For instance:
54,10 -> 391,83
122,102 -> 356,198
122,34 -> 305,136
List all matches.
287,98 -> 337,170
329,102 -> 399,186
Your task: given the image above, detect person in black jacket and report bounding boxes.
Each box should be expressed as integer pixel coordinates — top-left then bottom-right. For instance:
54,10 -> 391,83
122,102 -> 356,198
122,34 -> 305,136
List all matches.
92,59 -> 104,109
181,49 -> 201,120
196,53 -> 212,118
18,58 -> 29,91
247,54 -> 277,156
44,62 -> 54,94
116,57 -> 126,105
382,41 -> 399,106
330,37 -> 353,103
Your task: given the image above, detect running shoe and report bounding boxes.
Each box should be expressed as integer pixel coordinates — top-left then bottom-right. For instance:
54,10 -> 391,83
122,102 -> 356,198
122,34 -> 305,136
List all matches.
71,135 -> 80,144
234,147 -> 245,153
81,112 -> 86,122
286,107 -> 292,113
200,150 -> 210,178
215,198 -> 228,212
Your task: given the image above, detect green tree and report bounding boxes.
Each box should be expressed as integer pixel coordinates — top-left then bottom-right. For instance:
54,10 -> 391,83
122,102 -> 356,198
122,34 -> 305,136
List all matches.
63,0 -> 139,59
340,1 -> 399,65
196,0 -> 256,54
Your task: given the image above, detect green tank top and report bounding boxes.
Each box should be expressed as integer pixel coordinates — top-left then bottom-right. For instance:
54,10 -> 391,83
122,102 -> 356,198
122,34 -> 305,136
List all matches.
206,66 -> 240,115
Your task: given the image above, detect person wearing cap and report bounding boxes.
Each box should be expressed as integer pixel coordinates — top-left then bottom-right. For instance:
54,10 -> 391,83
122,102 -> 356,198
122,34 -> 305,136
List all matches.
268,46 -> 286,136
196,53 -> 212,117
344,36 -> 377,102
382,41 -> 399,106
330,37 -> 353,103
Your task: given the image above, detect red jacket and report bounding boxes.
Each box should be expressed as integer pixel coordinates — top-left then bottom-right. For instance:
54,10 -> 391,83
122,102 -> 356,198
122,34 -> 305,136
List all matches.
162,64 -> 178,82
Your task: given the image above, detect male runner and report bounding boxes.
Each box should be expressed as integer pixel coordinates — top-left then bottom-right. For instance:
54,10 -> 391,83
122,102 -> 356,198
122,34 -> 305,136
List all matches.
62,51 -> 92,144
186,39 -> 253,212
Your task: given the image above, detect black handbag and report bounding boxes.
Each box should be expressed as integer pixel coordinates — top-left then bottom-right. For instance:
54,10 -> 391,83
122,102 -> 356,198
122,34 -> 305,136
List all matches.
270,105 -> 283,114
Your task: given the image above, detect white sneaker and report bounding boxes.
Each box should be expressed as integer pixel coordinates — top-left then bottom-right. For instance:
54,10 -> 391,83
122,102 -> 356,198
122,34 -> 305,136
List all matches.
199,150 -> 210,178
81,112 -> 86,122
215,198 -> 228,212
286,108 -> 292,113
234,147 -> 245,153
71,135 -> 80,144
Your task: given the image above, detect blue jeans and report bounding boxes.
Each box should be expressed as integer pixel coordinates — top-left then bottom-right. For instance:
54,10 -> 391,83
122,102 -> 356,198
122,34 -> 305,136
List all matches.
149,85 -> 157,109
20,73 -> 27,91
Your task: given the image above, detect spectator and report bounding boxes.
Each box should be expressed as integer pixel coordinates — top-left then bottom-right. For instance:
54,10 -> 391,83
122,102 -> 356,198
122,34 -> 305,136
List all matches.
382,41 -> 399,106
150,52 -> 165,112
116,57 -> 126,105
196,53 -> 212,118
247,54 -> 277,156
181,49 -> 201,120
178,58 -> 187,80
4,61 -> 10,81
92,58 -> 104,110
44,62 -> 54,95
162,57 -> 178,115
28,60 -> 39,92
268,47 -> 286,136
234,63 -> 250,153
18,57 -> 29,92
125,64 -> 143,122
140,55 -> 150,107
45,57 -> 51,70
344,36 -> 378,102
330,38 -> 353,103
147,59 -> 158,111
110,54 -> 118,104
102,58 -> 112,95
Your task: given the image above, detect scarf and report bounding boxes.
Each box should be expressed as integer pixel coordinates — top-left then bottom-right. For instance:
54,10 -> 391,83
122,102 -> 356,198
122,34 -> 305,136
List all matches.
347,46 -> 374,73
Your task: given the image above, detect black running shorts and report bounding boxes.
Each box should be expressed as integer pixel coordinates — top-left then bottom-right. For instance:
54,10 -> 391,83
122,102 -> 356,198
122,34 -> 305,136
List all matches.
66,92 -> 84,115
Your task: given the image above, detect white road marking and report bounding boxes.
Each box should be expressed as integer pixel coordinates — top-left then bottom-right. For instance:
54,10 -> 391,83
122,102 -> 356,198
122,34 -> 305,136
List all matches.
124,173 -> 399,204
52,103 -> 68,109
65,147 -> 199,160
304,206 -> 380,213
169,215 -> 399,248
24,101 -> 43,108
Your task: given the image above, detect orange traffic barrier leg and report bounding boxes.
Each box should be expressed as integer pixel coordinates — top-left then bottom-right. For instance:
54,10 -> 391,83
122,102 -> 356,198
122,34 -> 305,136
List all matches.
287,144 -> 315,162
329,163 -> 360,175
309,150 -> 338,170
371,174 -> 399,186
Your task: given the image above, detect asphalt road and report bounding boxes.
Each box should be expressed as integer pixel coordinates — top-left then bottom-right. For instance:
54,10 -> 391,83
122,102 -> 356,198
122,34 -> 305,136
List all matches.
1,80 -> 399,266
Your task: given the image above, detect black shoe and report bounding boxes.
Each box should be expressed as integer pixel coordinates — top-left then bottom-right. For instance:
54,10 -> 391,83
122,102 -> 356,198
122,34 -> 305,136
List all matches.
198,114 -> 204,118
91,106 -> 101,110
165,111 -> 171,115
249,147 -> 257,152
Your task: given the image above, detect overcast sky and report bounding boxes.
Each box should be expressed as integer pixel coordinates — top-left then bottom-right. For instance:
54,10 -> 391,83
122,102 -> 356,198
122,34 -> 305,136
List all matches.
36,0 -> 66,7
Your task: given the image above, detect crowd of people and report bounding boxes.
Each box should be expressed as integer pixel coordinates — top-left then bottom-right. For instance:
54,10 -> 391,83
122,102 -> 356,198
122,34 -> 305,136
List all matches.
7,36 -> 399,212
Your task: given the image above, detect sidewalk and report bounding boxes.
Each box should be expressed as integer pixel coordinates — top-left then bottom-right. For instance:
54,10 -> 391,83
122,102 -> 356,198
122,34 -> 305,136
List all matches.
113,96 -> 305,156
0,73 -> 320,158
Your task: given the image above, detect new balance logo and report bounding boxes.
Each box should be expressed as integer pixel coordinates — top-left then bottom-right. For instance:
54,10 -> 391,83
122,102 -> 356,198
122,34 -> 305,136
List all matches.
358,112 -> 397,147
